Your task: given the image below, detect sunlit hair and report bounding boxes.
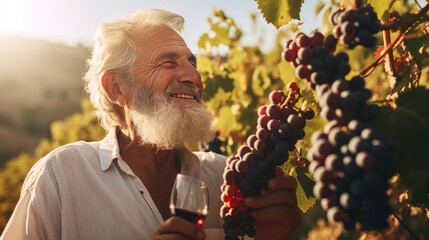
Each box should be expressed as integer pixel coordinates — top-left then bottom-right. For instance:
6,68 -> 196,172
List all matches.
83,9 -> 185,130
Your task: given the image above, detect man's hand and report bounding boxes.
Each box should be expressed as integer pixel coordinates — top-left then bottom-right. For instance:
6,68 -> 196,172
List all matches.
244,167 -> 302,240
151,216 -> 206,240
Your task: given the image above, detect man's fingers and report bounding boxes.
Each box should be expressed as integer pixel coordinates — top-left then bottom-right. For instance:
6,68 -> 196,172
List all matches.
156,217 -> 205,240
267,174 -> 297,192
251,205 -> 302,240
259,174 -> 297,197
251,204 -> 302,226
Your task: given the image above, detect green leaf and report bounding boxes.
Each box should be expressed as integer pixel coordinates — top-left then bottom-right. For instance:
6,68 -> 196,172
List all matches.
197,33 -> 210,51
255,0 -> 302,29
251,65 -> 272,97
277,61 -> 296,86
281,158 -> 316,213
404,30 -> 429,67
374,87 -> 429,207
295,167 -> 316,213
217,106 -> 242,136
203,75 -> 234,102
367,0 -> 396,21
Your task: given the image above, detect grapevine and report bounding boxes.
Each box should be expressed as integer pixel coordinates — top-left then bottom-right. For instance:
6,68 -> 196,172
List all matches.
220,83 -> 314,239
212,1 -> 429,238
281,2 -> 408,233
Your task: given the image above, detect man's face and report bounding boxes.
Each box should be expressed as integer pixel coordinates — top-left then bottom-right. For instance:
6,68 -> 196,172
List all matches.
131,25 -> 203,107
126,25 -> 214,149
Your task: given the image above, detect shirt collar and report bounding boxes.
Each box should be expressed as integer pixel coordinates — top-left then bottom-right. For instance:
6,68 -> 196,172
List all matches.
99,128 -> 121,171
98,128 -> 201,177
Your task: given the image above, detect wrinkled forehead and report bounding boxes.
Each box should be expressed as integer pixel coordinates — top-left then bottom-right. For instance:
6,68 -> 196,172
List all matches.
132,25 -> 190,63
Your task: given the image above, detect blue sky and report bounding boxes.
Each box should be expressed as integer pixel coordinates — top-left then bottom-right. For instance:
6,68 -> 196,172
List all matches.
0,0 -> 322,53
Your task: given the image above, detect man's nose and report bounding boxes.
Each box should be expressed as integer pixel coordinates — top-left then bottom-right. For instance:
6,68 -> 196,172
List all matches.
178,61 -> 203,91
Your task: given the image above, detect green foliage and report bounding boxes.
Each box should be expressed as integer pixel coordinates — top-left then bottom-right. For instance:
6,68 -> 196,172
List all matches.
0,153 -> 34,228
375,87 -> 429,207
255,0 -> 303,29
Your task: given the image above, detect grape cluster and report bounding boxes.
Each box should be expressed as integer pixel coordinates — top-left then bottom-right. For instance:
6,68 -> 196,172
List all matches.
308,116 -> 395,230
221,83 -> 314,239
330,4 -> 381,49
307,68 -> 396,231
281,20 -> 396,230
282,32 -> 351,90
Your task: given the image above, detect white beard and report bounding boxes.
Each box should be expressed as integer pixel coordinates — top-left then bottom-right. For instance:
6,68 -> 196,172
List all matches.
128,83 -> 214,150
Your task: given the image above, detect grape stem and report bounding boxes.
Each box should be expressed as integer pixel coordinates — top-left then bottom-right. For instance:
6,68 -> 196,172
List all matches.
359,4 -> 429,77
382,29 -> 397,93
279,90 -> 301,109
388,204 -> 421,240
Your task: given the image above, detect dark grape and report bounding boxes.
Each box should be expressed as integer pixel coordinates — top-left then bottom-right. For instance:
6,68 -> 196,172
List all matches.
330,4 -> 380,49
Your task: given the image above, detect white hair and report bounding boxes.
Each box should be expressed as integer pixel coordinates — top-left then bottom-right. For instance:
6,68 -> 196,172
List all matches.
83,9 -> 185,129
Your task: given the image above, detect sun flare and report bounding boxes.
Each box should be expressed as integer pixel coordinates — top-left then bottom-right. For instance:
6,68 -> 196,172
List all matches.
0,0 -> 25,34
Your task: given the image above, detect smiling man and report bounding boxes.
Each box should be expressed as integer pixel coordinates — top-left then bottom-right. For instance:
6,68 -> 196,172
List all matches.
1,9 -> 301,240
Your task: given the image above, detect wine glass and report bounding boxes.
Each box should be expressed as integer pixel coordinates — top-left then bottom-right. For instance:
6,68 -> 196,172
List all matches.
170,174 -> 209,229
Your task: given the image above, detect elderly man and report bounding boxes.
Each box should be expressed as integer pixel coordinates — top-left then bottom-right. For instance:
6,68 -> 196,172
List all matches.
1,9 -> 301,240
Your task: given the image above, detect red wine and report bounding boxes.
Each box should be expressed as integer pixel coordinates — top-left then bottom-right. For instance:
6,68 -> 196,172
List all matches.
172,208 -> 207,228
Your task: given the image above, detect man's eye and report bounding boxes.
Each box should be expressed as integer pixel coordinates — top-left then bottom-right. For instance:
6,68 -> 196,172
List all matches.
161,61 -> 178,68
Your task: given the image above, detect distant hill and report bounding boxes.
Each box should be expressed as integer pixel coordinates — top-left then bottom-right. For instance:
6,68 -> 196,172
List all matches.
0,35 -> 90,166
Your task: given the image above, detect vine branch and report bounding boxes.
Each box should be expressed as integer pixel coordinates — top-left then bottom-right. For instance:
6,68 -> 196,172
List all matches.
359,4 -> 429,77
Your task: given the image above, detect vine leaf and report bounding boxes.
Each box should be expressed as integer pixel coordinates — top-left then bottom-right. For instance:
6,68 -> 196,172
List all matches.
255,0 -> 302,29
367,0 -> 396,21
295,166 -> 316,213
216,106 -> 243,137
283,160 -> 316,213
404,29 -> 429,67
203,75 -> 234,102
375,87 -> 429,207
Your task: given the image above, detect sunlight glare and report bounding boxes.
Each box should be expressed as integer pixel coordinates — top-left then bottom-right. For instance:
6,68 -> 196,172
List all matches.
0,0 -> 25,34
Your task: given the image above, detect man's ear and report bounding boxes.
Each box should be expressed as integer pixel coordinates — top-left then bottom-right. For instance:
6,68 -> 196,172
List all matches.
101,72 -> 128,106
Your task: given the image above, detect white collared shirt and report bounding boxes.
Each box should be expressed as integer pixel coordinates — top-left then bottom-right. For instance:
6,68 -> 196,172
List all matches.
1,129 -> 226,240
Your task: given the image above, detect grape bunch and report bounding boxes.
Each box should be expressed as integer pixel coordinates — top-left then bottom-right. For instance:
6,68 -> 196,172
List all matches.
329,4 -> 381,49
221,82 -> 314,239
307,77 -> 396,230
282,31 -> 351,90
281,20 -> 396,230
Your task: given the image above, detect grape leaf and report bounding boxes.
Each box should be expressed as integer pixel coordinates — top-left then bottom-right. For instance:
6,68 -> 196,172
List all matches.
374,87 -> 429,207
404,30 -> 429,67
282,160 -> 316,213
295,167 -> 316,213
252,65 -> 272,97
255,0 -> 302,29
367,0 -> 396,21
217,106 -> 243,137
203,75 -> 234,102
277,60 -> 296,86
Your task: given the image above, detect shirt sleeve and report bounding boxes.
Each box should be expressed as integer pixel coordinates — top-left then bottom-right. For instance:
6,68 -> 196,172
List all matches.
0,190 -> 47,240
